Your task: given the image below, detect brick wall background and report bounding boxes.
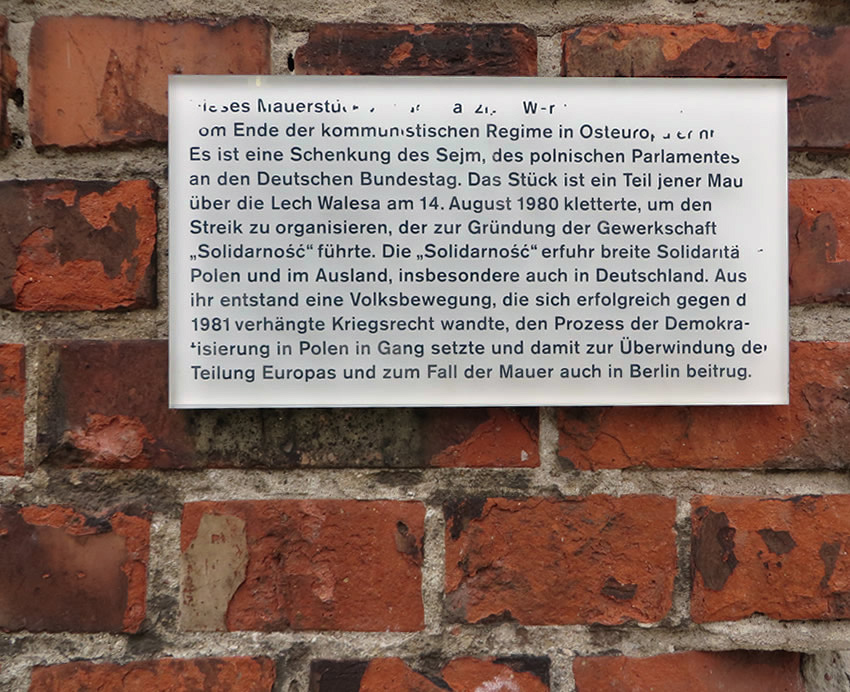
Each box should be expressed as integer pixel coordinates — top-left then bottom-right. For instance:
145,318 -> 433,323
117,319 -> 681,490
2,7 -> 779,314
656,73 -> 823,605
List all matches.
2,1 -> 850,690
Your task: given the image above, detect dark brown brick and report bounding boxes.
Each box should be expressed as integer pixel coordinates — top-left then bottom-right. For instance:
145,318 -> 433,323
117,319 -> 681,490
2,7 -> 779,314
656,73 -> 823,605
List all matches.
181,500 -> 424,631
0,180 -> 156,311
0,17 -> 17,151
0,505 -> 148,632
558,341 -> 850,470
0,344 -> 24,476
573,651 -> 804,691
296,24 -> 536,75
790,179 -> 850,303
30,657 -> 276,691
444,496 -> 677,625
38,340 -> 537,469
562,24 -> 850,150
29,16 -> 270,149
692,495 -> 850,622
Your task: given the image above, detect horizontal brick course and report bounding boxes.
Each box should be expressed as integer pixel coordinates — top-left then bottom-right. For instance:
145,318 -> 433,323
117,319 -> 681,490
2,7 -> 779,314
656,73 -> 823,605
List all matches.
0,180 -> 157,311
562,24 -> 850,150
0,505 -> 149,632
181,500 -> 425,631
692,495 -> 850,621
444,496 -> 677,625
0,344 -> 24,475
29,16 -> 271,149
558,341 -> 850,470
296,23 -> 537,75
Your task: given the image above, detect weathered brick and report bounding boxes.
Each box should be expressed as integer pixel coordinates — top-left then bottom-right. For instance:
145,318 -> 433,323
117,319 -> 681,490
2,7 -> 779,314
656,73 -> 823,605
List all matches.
296,24 -> 536,75
692,495 -> 850,622
0,505 -> 148,632
444,496 -> 676,625
30,657 -> 276,691
573,651 -> 804,691
29,16 -> 270,149
790,179 -> 850,303
558,341 -> 850,470
38,340 -> 536,469
181,500 -> 424,631
0,180 -> 156,311
0,17 -> 17,151
0,344 -> 24,476
561,24 -> 850,150
311,657 -> 549,691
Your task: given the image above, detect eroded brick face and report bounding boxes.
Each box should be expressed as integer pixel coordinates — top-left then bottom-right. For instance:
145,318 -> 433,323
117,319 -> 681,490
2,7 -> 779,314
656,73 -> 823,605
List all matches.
573,651 -> 804,692
38,340 -> 537,469
789,179 -> 850,303
444,496 -> 677,625
558,341 -> 850,470
296,23 -> 537,75
0,505 -> 149,632
29,657 -> 276,691
0,180 -> 157,311
0,17 -> 17,151
0,344 -> 24,475
311,657 -> 550,691
181,500 -> 425,631
561,24 -> 850,150
29,16 -> 271,149
692,495 -> 850,622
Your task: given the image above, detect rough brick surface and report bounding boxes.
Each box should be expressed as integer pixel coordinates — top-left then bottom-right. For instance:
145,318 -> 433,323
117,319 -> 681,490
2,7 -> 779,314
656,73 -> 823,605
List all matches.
444,496 -> 676,625
692,495 -> 850,622
296,23 -> 536,75
0,180 -> 157,311
790,179 -> 850,303
558,341 -> 850,470
29,657 -> 276,691
573,651 -> 804,692
561,24 -> 850,150
29,16 -> 271,149
0,17 -> 17,150
0,344 -> 24,476
38,340 -> 536,469
0,505 -> 148,632
311,657 -> 549,691
181,500 -> 425,631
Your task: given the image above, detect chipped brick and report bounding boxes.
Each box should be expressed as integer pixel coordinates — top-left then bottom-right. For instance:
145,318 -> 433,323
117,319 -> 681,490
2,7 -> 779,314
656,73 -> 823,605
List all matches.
296,24 -> 536,75
0,344 -> 24,475
0,18 -> 17,151
444,496 -> 676,625
558,342 -> 850,470
0,505 -> 149,632
181,500 -> 425,631
562,24 -> 850,150
692,496 -> 850,621
29,16 -> 270,149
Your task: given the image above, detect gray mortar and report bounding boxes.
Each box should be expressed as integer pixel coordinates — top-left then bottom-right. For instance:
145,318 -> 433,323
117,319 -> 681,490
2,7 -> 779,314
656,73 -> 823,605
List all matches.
3,0 -> 850,690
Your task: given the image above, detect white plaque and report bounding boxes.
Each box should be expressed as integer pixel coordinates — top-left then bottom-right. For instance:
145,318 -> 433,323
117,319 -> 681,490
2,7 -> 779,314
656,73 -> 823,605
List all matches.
168,76 -> 788,407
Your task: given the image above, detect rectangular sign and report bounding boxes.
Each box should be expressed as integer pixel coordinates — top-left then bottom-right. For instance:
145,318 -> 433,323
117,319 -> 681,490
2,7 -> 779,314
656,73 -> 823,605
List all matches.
169,76 -> 788,407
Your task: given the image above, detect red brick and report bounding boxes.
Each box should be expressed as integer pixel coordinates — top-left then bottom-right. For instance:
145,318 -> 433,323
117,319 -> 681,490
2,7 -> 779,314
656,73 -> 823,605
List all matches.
444,496 -> 676,625
0,505 -> 148,632
558,341 -> 850,470
38,340 -> 536,469
692,495 -> 850,621
29,16 -> 270,149
0,17 -> 17,150
562,24 -> 850,150
30,657 -> 276,691
181,500 -> 424,631
573,651 -> 804,692
790,179 -> 850,303
296,24 -> 536,75
0,180 -> 156,311
0,344 -> 24,476
311,658 -> 549,691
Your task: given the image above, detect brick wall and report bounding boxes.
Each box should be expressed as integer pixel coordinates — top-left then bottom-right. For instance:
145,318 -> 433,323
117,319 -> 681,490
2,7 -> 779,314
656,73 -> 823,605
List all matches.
2,2 -> 850,690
